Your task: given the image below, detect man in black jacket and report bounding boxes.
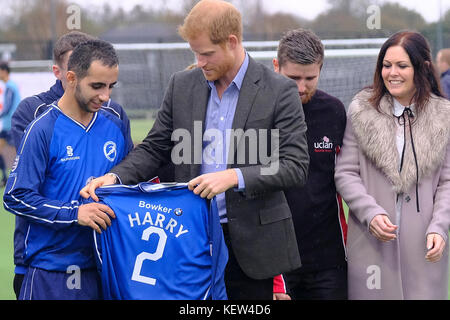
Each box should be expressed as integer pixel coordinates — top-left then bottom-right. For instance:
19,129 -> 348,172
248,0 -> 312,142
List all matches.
273,28 -> 348,300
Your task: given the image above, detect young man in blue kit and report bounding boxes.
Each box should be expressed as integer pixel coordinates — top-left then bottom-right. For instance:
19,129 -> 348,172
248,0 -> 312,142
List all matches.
3,39 -> 133,300
10,31 -> 132,299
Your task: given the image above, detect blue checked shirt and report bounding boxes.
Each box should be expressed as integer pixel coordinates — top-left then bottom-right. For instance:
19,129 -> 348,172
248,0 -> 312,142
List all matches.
200,53 -> 249,223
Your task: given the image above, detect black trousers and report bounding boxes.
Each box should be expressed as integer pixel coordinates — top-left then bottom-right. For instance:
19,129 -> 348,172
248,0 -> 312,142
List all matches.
222,224 -> 273,300
285,265 -> 348,300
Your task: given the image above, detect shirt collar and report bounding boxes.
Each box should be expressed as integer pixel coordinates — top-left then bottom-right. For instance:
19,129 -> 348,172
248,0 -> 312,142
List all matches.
207,51 -> 249,91
393,98 -> 415,117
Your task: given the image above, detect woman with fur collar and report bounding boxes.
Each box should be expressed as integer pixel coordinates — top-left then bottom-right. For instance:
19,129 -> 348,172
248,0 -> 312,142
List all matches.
335,31 -> 450,299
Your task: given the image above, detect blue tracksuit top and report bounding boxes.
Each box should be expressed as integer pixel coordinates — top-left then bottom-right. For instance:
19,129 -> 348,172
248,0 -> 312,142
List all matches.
4,103 -> 133,271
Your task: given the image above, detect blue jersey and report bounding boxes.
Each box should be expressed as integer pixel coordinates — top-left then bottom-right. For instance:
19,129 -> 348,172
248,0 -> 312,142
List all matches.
3,103 -> 133,271
10,80 -> 132,275
91,183 -> 228,300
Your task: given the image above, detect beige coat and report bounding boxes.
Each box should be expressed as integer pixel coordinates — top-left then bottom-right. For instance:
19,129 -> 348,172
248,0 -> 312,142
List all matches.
335,89 -> 450,299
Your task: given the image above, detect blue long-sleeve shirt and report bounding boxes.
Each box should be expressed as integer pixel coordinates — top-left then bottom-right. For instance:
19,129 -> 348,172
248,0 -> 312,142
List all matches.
4,104 -> 133,271
200,53 -> 248,223
11,79 -> 132,274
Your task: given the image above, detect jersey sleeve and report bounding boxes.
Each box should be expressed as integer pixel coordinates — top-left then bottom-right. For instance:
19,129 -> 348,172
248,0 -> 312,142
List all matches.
3,116 -> 79,230
11,97 -> 46,150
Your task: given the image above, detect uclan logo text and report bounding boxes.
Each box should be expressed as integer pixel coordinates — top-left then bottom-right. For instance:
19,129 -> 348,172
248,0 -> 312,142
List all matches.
314,136 -> 333,152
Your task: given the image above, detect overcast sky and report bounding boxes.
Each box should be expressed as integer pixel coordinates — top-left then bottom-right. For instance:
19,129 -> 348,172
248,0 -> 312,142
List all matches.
71,0 -> 449,23
262,0 -> 449,22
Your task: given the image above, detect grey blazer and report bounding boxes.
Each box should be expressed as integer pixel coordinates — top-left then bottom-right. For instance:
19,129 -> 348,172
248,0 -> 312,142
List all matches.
111,56 -> 309,279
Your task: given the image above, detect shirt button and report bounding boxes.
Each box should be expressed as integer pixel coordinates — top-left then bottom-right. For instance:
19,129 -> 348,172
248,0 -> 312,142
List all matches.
220,117 -> 224,121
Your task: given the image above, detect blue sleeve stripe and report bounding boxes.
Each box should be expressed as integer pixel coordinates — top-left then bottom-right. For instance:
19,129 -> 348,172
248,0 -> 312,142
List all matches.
101,104 -> 121,119
33,102 -> 47,119
43,203 -> 79,210
3,202 -> 77,225
93,229 -> 102,264
10,194 -> 37,210
6,176 -> 17,194
19,106 -> 54,155
202,286 -> 211,300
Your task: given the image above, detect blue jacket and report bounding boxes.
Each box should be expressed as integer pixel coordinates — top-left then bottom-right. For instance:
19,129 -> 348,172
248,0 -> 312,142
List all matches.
441,69 -> 450,100
11,80 -> 132,274
5,105 -> 133,271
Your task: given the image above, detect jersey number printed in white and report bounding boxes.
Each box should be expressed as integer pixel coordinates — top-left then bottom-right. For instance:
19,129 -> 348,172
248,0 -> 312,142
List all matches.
131,226 -> 167,285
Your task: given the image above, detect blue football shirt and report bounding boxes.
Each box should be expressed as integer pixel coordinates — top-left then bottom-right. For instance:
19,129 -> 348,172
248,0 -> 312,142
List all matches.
91,183 -> 228,300
3,103 -> 133,271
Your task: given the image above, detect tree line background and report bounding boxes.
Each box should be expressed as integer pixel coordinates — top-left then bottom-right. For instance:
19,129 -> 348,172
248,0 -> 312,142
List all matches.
0,0 -> 449,61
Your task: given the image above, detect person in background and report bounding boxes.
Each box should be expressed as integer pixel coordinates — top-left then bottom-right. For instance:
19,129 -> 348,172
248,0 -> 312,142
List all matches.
272,28 -> 347,300
436,48 -> 450,99
335,31 -> 450,299
0,61 -> 20,186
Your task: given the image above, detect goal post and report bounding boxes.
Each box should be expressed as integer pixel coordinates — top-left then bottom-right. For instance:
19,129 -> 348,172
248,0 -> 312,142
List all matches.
112,38 -> 386,117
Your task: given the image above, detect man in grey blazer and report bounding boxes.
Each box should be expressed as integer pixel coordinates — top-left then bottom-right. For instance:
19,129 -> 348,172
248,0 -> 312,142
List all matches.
81,0 -> 309,300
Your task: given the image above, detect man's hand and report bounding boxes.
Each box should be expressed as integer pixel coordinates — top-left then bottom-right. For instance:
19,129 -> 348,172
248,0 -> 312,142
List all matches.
77,203 -> 116,234
425,233 -> 446,263
369,214 -> 398,242
273,293 -> 291,300
188,169 -> 238,199
80,174 -> 117,202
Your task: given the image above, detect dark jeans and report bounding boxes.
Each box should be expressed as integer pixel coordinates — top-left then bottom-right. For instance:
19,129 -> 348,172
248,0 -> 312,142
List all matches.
222,224 -> 273,300
285,265 -> 348,300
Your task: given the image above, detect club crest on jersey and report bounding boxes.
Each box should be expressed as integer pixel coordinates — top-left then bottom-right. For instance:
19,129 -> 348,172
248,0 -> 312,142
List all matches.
314,136 -> 333,153
103,141 -> 117,162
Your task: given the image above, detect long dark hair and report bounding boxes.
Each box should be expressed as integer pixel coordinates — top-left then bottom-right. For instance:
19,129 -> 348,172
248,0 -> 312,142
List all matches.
369,31 -> 443,113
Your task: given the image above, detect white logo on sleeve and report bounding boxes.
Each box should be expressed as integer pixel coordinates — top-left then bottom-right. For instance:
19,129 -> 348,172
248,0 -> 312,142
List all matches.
11,155 -> 19,172
104,141 -> 117,162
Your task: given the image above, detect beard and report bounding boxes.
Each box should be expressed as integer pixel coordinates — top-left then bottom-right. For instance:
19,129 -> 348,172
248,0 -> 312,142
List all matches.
202,55 -> 234,82
301,88 -> 317,105
75,84 -> 99,113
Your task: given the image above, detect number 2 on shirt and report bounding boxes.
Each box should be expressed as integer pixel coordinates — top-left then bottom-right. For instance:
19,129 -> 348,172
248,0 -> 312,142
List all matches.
131,226 -> 167,285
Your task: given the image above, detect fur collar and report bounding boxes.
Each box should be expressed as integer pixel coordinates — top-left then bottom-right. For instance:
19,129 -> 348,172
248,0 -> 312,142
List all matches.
349,89 -> 450,193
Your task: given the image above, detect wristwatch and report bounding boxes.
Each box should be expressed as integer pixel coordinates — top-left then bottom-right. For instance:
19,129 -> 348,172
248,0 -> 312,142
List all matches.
105,172 -> 119,184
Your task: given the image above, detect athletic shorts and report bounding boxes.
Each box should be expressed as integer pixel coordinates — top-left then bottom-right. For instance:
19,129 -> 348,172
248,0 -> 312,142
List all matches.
19,266 -> 101,300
